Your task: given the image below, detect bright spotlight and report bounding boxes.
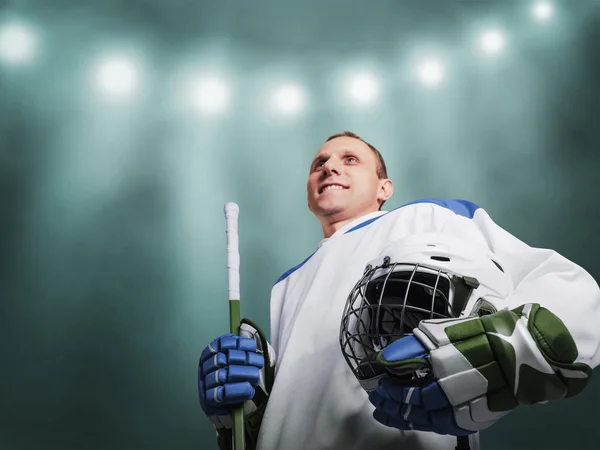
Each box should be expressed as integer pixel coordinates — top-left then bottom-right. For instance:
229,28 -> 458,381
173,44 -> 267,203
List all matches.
532,2 -> 553,21
417,59 -> 445,87
347,73 -> 380,106
272,83 -> 306,115
0,21 -> 38,65
480,30 -> 505,54
190,77 -> 231,115
95,56 -> 140,99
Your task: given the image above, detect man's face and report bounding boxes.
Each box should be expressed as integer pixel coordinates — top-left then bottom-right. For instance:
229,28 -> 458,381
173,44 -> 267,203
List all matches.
307,136 -> 388,221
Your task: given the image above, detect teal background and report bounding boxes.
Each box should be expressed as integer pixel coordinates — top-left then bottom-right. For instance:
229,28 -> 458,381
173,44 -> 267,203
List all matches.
1,1 -> 599,449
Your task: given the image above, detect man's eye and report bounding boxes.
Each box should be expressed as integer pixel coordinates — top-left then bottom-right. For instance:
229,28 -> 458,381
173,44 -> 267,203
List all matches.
346,157 -> 357,163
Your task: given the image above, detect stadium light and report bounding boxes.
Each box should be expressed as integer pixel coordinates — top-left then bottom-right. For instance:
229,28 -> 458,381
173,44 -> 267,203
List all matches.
272,83 -> 306,115
347,73 -> 380,107
190,76 -> 231,115
532,2 -> 553,21
95,55 -> 140,99
0,20 -> 38,65
417,59 -> 445,87
480,30 -> 505,54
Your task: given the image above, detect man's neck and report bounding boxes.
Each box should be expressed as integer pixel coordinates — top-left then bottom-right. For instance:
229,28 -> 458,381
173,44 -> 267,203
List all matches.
321,218 -> 355,239
320,210 -> 381,238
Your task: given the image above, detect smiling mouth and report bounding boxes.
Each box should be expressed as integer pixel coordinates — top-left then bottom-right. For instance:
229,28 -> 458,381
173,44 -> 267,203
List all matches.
320,185 -> 349,194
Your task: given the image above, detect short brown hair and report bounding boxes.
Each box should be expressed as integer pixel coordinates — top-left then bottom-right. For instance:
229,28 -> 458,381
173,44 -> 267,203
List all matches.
325,131 -> 389,209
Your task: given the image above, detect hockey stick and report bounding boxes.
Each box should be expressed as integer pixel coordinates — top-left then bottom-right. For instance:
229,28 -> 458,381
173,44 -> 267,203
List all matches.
224,202 -> 245,450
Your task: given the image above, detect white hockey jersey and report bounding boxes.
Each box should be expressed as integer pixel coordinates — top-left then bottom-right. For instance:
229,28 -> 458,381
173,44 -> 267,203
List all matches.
256,199 -> 600,450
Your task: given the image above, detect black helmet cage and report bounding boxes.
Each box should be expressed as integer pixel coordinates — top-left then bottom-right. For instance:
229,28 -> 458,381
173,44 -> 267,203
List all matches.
339,256 -> 479,384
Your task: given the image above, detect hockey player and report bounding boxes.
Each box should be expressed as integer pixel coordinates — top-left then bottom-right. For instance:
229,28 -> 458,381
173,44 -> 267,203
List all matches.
198,131 -> 600,450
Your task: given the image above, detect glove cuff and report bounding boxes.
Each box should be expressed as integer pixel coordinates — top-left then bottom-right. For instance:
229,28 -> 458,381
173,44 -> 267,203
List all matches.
482,303 -> 592,405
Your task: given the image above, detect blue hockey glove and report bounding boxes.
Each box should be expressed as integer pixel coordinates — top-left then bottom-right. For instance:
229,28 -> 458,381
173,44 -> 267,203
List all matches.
369,304 -> 592,436
198,319 -> 275,438
199,333 -> 264,424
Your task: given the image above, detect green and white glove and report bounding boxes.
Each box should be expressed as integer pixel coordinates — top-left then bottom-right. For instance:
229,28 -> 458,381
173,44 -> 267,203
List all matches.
372,303 -> 593,433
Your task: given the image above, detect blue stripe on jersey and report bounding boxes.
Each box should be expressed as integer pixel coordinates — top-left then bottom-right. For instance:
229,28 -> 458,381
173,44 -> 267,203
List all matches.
275,250 -> 318,284
344,198 -> 480,234
274,198 -> 480,285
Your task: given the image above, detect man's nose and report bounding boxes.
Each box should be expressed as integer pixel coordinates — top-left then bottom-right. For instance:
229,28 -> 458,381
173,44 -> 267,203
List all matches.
322,160 -> 341,175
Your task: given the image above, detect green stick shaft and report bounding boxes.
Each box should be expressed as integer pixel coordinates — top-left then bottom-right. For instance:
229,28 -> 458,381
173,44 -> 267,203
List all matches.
230,300 -> 244,449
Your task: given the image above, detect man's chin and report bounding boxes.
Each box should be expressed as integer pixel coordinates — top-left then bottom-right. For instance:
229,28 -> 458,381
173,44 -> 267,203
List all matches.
313,202 -> 348,218
311,200 -> 380,220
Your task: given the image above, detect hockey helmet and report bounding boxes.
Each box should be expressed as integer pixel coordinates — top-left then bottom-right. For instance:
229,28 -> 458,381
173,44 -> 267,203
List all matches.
339,232 -> 514,391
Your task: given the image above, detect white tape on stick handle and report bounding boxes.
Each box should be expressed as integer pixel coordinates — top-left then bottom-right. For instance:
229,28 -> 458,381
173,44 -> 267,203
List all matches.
224,202 -> 240,300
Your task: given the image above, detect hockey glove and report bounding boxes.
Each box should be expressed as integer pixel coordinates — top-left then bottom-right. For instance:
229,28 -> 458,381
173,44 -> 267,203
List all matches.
198,318 -> 275,450
369,303 -> 592,435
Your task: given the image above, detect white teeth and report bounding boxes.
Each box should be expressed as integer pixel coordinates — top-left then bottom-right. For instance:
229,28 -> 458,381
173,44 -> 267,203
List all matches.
323,185 -> 346,192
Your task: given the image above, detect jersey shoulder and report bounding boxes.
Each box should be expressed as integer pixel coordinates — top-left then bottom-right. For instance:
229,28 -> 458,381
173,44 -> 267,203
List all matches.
344,198 -> 481,234
391,198 -> 481,219
274,198 -> 482,285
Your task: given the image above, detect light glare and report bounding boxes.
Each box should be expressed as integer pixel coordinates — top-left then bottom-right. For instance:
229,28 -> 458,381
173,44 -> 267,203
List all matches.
95,56 -> 140,99
190,77 -> 231,115
417,60 -> 444,87
480,30 -> 505,54
273,84 -> 306,115
347,73 -> 380,106
0,21 -> 37,65
532,2 -> 553,21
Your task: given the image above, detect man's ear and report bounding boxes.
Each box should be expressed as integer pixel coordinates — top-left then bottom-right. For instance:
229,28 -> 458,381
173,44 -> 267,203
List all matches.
378,179 -> 394,204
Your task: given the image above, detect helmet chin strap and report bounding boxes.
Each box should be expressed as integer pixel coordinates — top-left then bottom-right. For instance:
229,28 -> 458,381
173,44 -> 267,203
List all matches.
451,275 -> 480,317
357,374 -> 386,393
